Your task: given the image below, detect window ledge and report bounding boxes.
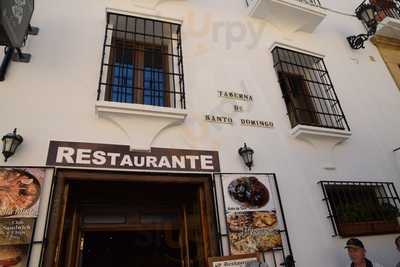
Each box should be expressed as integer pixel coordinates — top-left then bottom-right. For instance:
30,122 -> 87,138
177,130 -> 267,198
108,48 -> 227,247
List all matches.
95,101 -> 188,121
95,101 -> 188,151
247,0 -> 327,33
290,124 -> 352,141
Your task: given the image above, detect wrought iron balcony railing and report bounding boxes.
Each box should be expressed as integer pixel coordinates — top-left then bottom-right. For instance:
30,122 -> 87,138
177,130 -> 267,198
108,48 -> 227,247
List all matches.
359,0 -> 400,23
373,0 -> 400,20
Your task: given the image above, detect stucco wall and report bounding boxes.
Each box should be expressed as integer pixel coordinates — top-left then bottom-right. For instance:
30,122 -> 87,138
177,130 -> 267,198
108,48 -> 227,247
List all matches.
1,0 -> 400,266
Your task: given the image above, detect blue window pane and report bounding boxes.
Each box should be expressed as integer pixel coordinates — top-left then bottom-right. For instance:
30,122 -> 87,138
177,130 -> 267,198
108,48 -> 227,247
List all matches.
143,67 -> 165,106
111,63 -> 134,103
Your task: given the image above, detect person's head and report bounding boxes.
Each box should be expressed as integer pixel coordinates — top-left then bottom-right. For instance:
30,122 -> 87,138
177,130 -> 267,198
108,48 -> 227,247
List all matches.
345,238 -> 366,264
395,236 -> 400,251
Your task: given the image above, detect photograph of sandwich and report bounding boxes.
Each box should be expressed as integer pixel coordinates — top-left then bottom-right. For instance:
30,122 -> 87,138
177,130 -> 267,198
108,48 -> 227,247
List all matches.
0,245 -> 29,267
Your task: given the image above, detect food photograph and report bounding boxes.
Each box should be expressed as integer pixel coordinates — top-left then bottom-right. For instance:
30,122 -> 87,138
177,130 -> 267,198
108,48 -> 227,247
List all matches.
0,244 -> 29,267
226,211 -> 282,255
0,169 -> 43,218
222,176 -> 275,213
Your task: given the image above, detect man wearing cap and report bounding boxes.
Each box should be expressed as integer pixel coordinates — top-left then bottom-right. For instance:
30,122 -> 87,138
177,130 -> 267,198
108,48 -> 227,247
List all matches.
345,238 -> 384,267
395,236 -> 400,267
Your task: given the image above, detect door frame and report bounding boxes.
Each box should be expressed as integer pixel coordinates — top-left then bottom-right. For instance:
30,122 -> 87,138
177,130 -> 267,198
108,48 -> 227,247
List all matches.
42,169 -> 219,267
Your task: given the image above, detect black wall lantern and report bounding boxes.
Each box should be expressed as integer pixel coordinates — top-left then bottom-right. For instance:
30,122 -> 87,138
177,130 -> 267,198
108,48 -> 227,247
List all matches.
238,143 -> 254,170
347,2 -> 378,49
2,128 -> 23,162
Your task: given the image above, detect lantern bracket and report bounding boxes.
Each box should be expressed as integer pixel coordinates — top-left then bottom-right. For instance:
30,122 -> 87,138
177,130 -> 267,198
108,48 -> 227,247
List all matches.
12,48 -> 31,63
347,1 -> 378,49
28,25 -> 40,36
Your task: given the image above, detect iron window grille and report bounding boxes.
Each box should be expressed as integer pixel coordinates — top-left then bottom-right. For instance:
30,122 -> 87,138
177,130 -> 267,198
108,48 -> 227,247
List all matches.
272,47 -> 350,131
98,13 -> 186,109
319,180 -> 400,237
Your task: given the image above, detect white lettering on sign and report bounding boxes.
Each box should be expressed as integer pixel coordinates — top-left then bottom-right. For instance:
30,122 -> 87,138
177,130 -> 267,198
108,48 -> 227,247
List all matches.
47,141 -> 220,172
54,149 -> 218,170
56,147 -> 74,164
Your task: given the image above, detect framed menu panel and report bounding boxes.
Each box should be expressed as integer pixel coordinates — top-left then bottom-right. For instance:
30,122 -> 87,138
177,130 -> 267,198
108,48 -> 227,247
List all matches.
208,253 -> 260,267
0,167 -> 53,267
221,174 -> 282,255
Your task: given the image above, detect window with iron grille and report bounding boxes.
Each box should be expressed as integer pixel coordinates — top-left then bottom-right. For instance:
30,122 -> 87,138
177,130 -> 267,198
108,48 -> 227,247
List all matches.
272,47 -> 350,131
319,181 -> 400,237
97,13 -> 186,109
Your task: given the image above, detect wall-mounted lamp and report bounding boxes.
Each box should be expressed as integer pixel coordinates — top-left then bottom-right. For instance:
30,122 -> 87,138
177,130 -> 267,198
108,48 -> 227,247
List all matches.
347,2 -> 378,49
2,129 -> 23,162
238,143 -> 254,171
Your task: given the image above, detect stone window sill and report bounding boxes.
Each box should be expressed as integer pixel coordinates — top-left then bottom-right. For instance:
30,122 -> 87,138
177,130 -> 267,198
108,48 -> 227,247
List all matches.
290,124 -> 351,141
95,101 -> 188,151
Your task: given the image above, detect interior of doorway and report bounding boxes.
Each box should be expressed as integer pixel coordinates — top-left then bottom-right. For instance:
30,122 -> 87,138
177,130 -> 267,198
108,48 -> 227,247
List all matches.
52,175 -> 218,267
81,230 -> 182,267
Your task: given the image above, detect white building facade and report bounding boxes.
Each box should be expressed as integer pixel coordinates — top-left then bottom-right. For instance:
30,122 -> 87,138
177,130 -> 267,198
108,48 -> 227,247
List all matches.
1,0 -> 400,266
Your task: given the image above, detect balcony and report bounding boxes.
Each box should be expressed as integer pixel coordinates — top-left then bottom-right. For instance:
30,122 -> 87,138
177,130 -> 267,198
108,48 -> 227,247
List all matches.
362,0 -> 400,39
245,0 -> 327,33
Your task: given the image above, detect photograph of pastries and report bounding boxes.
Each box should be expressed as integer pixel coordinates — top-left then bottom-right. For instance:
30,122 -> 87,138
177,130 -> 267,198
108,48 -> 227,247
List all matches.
253,211 -> 278,228
229,230 -> 282,255
0,245 -> 28,267
0,169 -> 41,217
228,177 -> 269,208
226,212 -> 252,232
254,231 -> 282,251
230,234 -> 258,255
227,211 -> 281,255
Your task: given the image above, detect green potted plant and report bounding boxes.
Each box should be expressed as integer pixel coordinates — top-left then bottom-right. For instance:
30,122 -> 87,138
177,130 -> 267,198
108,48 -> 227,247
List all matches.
335,202 -> 400,237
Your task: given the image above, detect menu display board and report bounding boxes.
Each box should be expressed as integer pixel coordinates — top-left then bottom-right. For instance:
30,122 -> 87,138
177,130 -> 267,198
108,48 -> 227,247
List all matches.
221,175 -> 282,255
208,253 -> 259,267
0,168 -> 46,267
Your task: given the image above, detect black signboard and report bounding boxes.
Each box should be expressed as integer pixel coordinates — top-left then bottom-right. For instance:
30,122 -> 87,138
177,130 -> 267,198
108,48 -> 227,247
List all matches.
46,141 -> 221,172
0,0 -> 34,48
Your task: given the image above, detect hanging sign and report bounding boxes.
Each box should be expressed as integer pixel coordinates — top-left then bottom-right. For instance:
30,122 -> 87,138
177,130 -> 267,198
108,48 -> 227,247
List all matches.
208,253 -> 260,267
46,141 -> 220,172
221,174 -> 282,255
0,0 -> 35,47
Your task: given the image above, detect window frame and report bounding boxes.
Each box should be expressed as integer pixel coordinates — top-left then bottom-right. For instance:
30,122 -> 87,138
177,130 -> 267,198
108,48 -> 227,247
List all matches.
319,180 -> 400,237
272,46 -> 350,131
98,13 -> 186,109
105,38 -> 171,107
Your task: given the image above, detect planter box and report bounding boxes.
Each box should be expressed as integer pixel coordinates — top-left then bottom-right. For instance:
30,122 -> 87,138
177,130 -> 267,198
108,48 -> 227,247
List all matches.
338,221 -> 400,237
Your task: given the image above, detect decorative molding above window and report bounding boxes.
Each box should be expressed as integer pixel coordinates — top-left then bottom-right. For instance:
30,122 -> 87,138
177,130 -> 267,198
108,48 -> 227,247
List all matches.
245,0 -> 327,32
95,101 -> 187,151
319,180 -> 400,237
